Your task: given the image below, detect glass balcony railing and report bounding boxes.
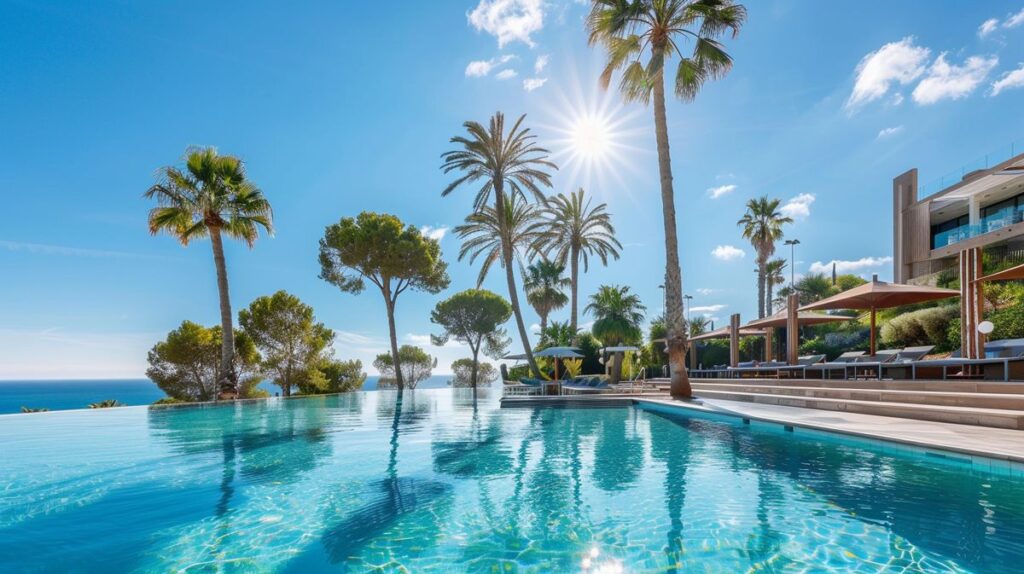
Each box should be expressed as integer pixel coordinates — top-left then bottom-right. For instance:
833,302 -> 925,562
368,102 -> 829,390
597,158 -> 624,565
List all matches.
932,208 -> 1024,249
919,139 -> 1023,199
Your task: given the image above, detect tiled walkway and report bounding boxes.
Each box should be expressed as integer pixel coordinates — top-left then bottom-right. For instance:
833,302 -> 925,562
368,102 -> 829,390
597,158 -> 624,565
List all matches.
638,396 -> 1024,464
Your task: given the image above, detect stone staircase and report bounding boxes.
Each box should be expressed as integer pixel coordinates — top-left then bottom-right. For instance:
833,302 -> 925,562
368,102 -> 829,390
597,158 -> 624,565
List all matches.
688,379 -> 1024,429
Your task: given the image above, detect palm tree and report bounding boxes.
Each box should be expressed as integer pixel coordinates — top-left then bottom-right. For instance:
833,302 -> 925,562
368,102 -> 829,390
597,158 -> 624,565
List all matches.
587,0 -> 747,398
146,147 -> 273,397
538,320 -> 580,348
442,112 -> 557,378
764,258 -> 787,315
586,285 -> 646,384
523,259 -> 571,333
686,315 -> 711,337
738,197 -> 792,318
536,188 -> 621,333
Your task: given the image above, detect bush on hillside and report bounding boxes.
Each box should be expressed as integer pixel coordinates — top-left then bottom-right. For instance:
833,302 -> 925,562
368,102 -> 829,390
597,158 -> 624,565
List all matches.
880,305 -> 958,352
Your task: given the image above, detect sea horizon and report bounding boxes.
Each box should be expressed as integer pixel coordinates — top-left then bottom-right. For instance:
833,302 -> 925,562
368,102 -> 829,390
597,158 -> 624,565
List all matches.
0,375 -> 461,414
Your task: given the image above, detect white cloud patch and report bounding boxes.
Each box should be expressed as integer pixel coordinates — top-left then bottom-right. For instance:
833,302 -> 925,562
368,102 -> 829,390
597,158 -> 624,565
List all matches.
1005,8 -> 1024,29
780,193 -> 816,220
808,256 -> 893,275
0,240 -> 140,259
979,18 -> 1000,37
912,53 -> 998,105
534,54 -> 549,73
991,63 -> 1024,96
523,77 -> 547,91
464,54 -> 514,77
406,333 -> 462,348
876,125 -> 904,139
696,288 -> 716,296
707,184 -> 737,199
846,37 -> 930,110
495,68 -> 518,80
467,0 -> 544,48
420,225 -> 448,241
690,304 -> 726,313
711,245 -> 745,261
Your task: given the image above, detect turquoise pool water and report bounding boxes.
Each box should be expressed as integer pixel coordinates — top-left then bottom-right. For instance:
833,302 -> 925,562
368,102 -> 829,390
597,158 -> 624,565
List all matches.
2,389 -> 1023,573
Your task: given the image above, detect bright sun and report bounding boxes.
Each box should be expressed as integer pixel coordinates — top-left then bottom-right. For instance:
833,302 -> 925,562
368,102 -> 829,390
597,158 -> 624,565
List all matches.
569,114 -> 612,161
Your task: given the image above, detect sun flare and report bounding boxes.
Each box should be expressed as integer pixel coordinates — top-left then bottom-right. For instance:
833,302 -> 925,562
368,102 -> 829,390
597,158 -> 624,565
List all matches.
569,113 -> 612,162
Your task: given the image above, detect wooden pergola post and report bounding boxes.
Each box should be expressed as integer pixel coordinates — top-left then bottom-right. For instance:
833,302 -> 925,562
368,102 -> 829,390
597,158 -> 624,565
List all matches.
729,313 -> 740,368
764,328 -> 774,362
787,294 -> 800,365
960,247 -> 984,359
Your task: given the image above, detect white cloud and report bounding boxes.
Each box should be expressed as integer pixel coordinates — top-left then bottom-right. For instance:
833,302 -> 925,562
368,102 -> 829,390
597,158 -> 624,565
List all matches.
530,323 -> 541,334
711,245 -> 745,261
496,68 -> 518,80
979,18 -> 1000,37
523,77 -> 547,91
468,0 -> 544,48
707,184 -> 737,199
420,225 -> 448,241
406,333 -> 463,348
1005,8 -> 1024,29
0,240 -> 140,259
991,63 -> 1024,96
534,54 -> 549,73
876,125 -> 904,139
780,193 -> 816,220
846,37 -> 930,110
912,53 -> 998,105
808,256 -> 893,275
696,288 -> 716,296
689,304 -> 726,313
464,54 -> 514,77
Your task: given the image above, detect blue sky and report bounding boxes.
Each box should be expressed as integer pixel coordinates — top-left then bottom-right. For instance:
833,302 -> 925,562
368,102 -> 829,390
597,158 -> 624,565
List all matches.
2,1 -> 1024,379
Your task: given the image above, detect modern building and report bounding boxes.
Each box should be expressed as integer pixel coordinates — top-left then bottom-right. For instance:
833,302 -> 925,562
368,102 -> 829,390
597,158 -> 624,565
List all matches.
893,147 -> 1024,284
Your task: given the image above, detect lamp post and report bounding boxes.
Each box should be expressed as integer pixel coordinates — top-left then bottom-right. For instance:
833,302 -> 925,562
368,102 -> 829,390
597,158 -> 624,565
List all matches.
784,239 -> 800,289
683,294 -> 693,324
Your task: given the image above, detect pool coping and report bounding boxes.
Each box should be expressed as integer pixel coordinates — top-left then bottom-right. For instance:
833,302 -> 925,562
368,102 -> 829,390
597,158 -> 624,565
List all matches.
635,396 -> 1024,472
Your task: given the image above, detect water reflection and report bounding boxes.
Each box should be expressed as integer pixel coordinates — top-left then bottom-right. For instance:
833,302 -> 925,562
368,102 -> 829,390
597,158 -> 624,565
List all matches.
319,392 -> 453,567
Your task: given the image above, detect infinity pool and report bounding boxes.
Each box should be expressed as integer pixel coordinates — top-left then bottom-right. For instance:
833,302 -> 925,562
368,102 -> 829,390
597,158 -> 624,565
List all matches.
2,389 -> 1023,573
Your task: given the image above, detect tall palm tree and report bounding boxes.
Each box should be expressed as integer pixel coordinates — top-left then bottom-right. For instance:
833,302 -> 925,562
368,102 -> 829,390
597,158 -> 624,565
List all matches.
536,188 -> 622,333
523,259 -> 571,333
764,258 -> 787,315
442,112 -> 556,378
686,315 -> 711,337
587,0 -> 747,398
146,147 -> 273,397
586,285 -> 646,384
738,197 -> 792,319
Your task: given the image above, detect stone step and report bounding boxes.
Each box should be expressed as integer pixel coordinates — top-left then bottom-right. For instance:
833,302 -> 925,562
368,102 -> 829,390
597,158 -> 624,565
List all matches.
690,383 -> 1024,410
671,377 -> 1024,394
693,389 -> 1024,430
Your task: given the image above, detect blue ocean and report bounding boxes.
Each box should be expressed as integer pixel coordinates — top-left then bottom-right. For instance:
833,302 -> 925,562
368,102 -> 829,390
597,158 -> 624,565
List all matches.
0,375 -> 456,414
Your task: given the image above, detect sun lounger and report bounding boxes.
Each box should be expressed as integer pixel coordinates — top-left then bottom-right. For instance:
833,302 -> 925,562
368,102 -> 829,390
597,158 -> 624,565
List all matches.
774,354 -> 828,378
877,345 -> 935,379
803,351 -> 866,379
561,376 -> 611,395
911,345 -> 1024,381
503,378 -> 542,396
725,360 -> 789,379
845,350 -> 900,380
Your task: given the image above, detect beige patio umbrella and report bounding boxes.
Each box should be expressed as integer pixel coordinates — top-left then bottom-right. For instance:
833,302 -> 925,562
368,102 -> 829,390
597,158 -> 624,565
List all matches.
976,262 -> 1024,283
799,275 -> 958,355
687,325 -> 767,342
745,307 -> 854,363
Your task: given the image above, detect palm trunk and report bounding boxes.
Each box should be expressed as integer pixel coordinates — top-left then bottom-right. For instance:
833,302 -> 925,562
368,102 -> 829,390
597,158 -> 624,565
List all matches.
757,261 -> 766,319
495,185 -> 541,378
651,57 -> 691,398
384,290 -> 404,391
766,281 -> 775,316
209,227 -> 237,397
540,313 -> 548,335
569,247 -> 580,333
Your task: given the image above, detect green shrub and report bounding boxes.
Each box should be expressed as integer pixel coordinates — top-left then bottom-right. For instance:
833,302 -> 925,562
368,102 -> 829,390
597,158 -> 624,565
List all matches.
880,306 -> 958,352
152,397 -> 188,406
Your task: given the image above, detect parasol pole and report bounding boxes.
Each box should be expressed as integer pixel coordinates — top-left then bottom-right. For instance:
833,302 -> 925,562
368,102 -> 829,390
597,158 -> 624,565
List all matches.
869,306 -> 877,356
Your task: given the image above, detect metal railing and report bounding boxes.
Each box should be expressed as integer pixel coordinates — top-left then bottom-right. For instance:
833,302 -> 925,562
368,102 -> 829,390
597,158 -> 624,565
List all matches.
933,208 -> 1024,249
919,139 -> 1022,199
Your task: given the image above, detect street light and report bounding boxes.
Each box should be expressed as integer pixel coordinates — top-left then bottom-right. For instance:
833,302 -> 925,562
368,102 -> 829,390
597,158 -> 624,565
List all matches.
683,294 -> 693,323
784,239 -> 800,289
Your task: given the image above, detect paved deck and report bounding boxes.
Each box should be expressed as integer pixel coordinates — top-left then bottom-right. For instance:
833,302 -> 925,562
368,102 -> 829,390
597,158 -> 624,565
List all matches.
638,397 -> 1024,465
